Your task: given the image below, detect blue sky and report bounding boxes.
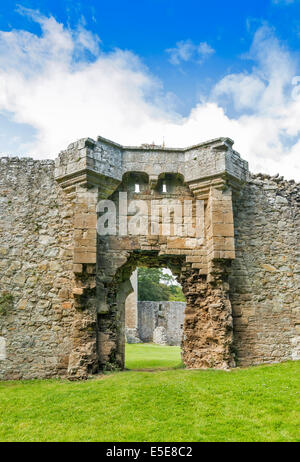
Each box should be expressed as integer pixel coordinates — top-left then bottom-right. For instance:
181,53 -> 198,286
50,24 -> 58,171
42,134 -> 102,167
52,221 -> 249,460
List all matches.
0,0 -> 300,179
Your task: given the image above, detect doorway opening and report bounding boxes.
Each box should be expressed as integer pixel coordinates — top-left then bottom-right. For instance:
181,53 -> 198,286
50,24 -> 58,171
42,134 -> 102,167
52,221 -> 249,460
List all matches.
124,266 -> 186,370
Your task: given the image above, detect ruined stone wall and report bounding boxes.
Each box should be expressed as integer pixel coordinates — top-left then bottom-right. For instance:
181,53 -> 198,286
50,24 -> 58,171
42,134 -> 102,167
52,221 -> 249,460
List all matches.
231,174 -> 300,366
0,157 -> 74,379
137,301 -> 155,342
0,135 -> 299,380
137,301 -> 185,346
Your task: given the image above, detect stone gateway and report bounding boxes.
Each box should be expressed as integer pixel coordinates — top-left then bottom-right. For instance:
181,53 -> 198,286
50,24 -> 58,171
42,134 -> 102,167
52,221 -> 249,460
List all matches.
0,135 -> 299,380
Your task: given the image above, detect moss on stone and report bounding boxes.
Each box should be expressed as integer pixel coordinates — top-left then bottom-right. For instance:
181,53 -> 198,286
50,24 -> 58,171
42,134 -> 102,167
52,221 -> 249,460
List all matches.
0,292 -> 14,316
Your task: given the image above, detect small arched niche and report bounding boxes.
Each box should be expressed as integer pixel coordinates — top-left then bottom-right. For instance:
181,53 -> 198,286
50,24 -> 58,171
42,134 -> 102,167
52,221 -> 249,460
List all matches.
122,171 -> 149,194
156,173 -> 185,195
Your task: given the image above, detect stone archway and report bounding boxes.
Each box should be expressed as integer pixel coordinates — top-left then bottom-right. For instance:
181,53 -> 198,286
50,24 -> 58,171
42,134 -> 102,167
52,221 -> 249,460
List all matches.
55,135 -> 248,379
97,252 -> 185,371
96,252 -> 235,373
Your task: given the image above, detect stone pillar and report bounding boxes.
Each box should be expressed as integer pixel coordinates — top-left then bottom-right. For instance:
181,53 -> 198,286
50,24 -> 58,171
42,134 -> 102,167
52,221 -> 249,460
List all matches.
124,269 -> 141,344
181,177 -> 240,369
55,138 -> 121,378
97,276 -> 133,370
206,186 -> 235,265
181,263 -> 235,369
66,184 -> 99,379
125,269 -> 138,329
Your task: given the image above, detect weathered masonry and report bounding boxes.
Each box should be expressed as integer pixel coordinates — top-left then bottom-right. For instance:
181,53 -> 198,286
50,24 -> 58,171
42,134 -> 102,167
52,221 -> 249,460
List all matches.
134,301 -> 186,346
0,135 -> 299,379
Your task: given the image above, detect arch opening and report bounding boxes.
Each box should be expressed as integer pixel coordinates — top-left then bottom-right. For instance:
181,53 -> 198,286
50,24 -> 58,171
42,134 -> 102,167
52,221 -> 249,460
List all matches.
124,265 -> 186,370
96,251 -> 187,371
68,164 -> 237,379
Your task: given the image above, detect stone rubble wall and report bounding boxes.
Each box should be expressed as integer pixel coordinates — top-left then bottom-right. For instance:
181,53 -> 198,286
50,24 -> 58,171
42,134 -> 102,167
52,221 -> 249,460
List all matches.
0,157 -> 75,379
230,173 -> 300,366
54,135 -> 247,375
153,326 -> 168,345
0,147 -> 299,380
136,301 -> 186,346
180,262 -> 235,369
125,327 -> 141,344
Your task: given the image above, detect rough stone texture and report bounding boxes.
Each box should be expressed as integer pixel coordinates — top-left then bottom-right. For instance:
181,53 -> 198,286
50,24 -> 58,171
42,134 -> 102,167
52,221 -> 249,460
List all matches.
181,262 -> 235,369
137,301 -> 156,343
0,135 -> 299,380
0,157 -> 75,380
0,336 -> 6,360
125,270 -> 138,329
230,173 -> 300,366
153,326 -> 168,345
125,327 -> 141,344
137,301 -> 185,346
124,271 -> 140,345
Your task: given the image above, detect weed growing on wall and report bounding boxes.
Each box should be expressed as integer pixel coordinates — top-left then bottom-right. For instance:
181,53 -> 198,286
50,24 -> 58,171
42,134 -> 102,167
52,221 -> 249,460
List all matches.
0,293 -> 14,316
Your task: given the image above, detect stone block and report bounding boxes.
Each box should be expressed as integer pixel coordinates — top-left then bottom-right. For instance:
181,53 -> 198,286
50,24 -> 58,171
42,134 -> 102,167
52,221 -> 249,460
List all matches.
73,264 -> 83,273
261,264 -> 277,272
73,250 -> 96,264
0,337 -> 6,361
74,214 -> 97,229
213,223 -> 234,237
73,288 -> 83,295
74,238 -> 97,248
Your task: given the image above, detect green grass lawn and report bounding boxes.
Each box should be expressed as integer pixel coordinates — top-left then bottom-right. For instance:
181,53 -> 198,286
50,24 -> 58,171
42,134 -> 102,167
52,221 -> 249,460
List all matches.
0,344 -> 299,442
125,343 -> 182,370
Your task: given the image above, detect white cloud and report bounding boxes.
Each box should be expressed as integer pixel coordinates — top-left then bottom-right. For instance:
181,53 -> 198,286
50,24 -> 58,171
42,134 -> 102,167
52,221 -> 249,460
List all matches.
166,40 -> 194,65
272,0 -> 295,4
198,42 -> 215,59
166,39 -> 215,65
0,12 -> 299,180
